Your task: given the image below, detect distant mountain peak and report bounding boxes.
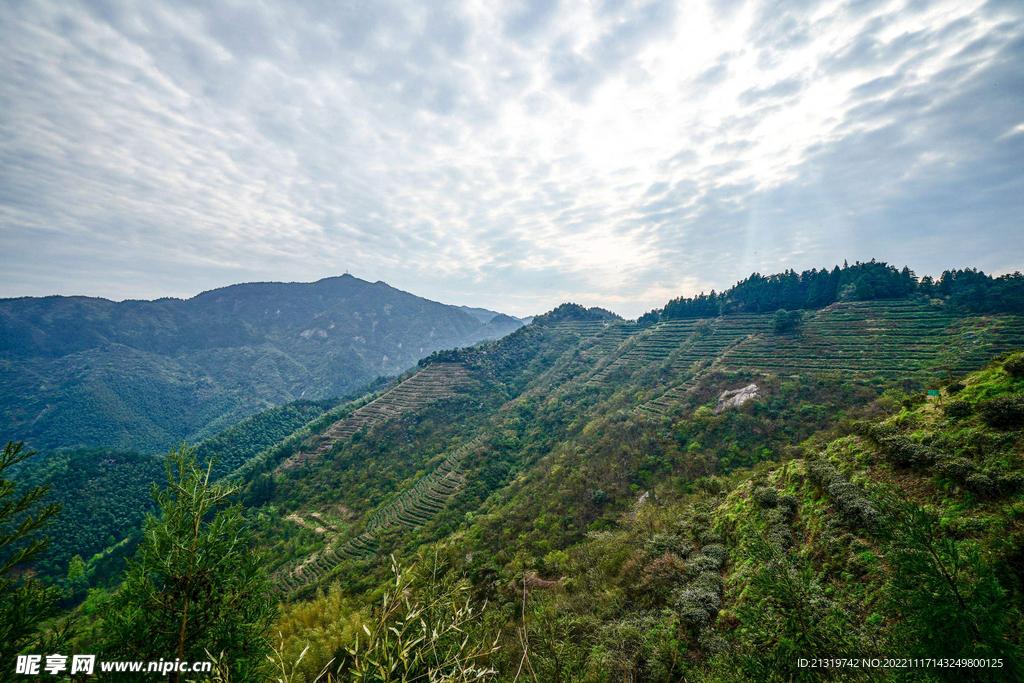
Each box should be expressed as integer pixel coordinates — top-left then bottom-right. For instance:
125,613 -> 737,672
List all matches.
0,277 -> 525,454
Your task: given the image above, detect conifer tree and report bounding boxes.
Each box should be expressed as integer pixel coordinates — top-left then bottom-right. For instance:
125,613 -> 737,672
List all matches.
880,498 -> 1023,681
99,443 -> 276,682
0,441 -> 65,680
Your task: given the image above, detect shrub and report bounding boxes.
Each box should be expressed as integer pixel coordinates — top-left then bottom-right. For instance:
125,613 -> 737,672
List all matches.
753,486 -> 779,509
866,425 -> 936,467
777,493 -> 800,515
701,544 -> 728,566
979,395 -> 1024,430
1005,354 -> 1024,378
699,530 -> 723,546
996,471 -> 1024,495
675,586 -> 721,628
644,534 -> 693,560
691,570 -> 724,594
693,476 -> 726,495
688,554 -> 723,575
808,459 -> 879,530
772,309 -> 803,334
934,455 -> 977,482
946,381 -> 966,395
943,399 -> 973,420
765,520 -> 793,549
965,473 -> 997,497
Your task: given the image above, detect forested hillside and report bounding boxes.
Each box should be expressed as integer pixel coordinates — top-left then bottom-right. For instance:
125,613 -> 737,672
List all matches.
0,274 -> 523,454
640,261 -> 1024,323
11,263 -> 1024,682
222,264 -> 1024,682
15,396 -> 342,582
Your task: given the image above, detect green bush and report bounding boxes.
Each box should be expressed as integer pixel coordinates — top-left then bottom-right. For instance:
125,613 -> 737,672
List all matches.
771,309 -> 803,334
934,455 -> 977,483
777,493 -> 799,514
675,586 -> 721,628
943,399 -> 973,419
979,395 -> 1024,430
702,544 -> 728,566
946,381 -> 966,394
689,554 -> 724,575
808,459 -> 879,530
699,530 -> 723,546
866,424 -> 937,467
753,486 -> 779,508
644,533 -> 693,559
965,473 -> 998,497
1005,354 -> 1024,378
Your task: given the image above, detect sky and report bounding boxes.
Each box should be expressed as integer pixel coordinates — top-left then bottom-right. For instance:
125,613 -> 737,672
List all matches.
1,0 -> 1022,319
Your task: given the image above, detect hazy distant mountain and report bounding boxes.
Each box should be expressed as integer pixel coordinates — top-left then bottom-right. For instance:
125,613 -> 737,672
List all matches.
454,305 -> 503,323
465,313 -> 527,344
0,274 -> 523,453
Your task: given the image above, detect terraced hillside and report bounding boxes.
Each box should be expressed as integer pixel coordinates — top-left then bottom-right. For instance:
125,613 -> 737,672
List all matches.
544,319 -> 638,367
365,436 -> 482,533
588,320 -> 695,384
263,298 -> 1024,597
590,315 -> 771,385
581,321 -> 638,354
278,362 -> 470,470
640,300 -> 1024,414
720,300 -> 1024,376
273,436 -> 484,593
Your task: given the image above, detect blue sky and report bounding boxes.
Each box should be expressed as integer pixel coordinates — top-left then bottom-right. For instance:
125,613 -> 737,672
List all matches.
1,0 -> 1022,318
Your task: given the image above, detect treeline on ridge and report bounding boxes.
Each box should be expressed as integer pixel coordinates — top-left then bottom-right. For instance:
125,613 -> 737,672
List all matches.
640,261 -> 1024,324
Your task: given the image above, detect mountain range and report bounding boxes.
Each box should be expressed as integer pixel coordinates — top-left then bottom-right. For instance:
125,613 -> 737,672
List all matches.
0,274 -> 524,454
8,262 -> 1024,682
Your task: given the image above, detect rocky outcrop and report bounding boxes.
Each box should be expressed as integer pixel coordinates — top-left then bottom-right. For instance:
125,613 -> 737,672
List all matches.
715,383 -> 759,412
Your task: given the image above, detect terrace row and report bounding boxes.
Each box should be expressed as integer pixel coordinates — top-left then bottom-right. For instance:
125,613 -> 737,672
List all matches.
278,362 -> 470,470
274,437 -> 484,594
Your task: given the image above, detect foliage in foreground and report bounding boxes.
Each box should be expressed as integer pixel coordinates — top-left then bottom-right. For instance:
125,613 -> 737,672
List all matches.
96,444 -> 277,683
0,441 -> 70,683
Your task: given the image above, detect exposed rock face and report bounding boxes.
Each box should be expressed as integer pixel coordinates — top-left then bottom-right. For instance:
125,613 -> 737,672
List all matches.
715,383 -> 759,412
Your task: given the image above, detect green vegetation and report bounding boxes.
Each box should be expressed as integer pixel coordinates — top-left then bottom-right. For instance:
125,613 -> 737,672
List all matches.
0,442 -> 71,678
6,266 -> 1024,681
639,261 -> 1024,324
231,284 -> 1024,681
278,363 -> 470,471
343,554 -> 499,682
771,308 -> 803,333
15,397 -> 338,582
0,274 -> 522,454
95,444 -> 276,683
16,448 -> 163,583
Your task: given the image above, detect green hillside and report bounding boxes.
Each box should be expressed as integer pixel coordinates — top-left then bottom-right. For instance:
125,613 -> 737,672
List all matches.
15,263 -> 1024,682
221,269 -> 1024,681
15,396 -> 341,581
0,274 -> 523,454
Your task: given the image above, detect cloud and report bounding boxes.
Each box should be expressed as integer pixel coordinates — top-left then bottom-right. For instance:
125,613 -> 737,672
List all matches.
0,0 -> 1022,319
738,76 -> 805,106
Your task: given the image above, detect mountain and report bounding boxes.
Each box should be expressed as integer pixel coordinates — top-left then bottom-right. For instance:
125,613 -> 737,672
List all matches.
0,274 -> 524,454
28,262 -> 1024,680
221,265 -> 1023,680
454,305 -> 508,324
464,313 -> 527,345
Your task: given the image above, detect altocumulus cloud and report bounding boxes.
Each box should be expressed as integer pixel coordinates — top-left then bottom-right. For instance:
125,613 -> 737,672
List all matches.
0,0 -> 1022,318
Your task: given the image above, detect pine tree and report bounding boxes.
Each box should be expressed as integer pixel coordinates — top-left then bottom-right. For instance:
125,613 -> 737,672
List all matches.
99,443 -> 276,683
0,441 -> 67,679
880,498 -> 1023,681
